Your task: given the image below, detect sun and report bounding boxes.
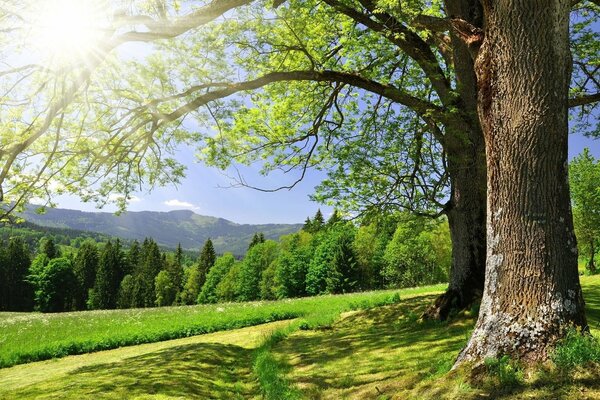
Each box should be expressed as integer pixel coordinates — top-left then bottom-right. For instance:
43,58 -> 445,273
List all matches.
29,0 -> 108,64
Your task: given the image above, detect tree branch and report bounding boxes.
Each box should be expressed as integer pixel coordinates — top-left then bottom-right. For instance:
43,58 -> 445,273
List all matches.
569,92 -> 600,107
321,0 -> 456,107
153,70 -> 449,129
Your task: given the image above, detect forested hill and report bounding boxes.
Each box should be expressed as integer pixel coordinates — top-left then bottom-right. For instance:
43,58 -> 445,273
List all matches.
18,207 -> 302,255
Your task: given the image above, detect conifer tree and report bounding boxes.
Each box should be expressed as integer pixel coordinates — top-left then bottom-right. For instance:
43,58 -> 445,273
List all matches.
167,243 -> 185,292
40,237 -> 60,260
248,232 -> 266,249
326,210 -> 342,228
312,209 -> 325,232
72,240 -> 99,309
303,216 -> 312,232
6,237 -> 33,311
198,238 -> 216,289
90,241 -> 125,309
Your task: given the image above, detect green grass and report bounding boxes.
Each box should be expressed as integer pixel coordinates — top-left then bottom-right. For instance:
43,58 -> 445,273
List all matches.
0,284 -> 445,369
0,320 -> 292,399
3,278 -> 598,399
268,275 -> 600,400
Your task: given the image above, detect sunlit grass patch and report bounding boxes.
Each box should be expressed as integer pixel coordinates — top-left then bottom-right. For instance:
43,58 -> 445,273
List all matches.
0,285 -> 439,368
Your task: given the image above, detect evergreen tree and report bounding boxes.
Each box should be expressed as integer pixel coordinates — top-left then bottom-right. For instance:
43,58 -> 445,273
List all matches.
72,240 -> 99,309
166,243 -> 185,293
248,232 -> 266,249
40,236 -> 60,260
197,238 -> 216,289
326,228 -> 359,294
303,217 -> 312,232
312,209 -> 325,232
90,240 -> 125,309
127,240 -> 141,273
0,237 -> 33,311
6,237 -> 33,311
326,209 -> 342,228
133,238 -> 164,307
179,265 -> 202,305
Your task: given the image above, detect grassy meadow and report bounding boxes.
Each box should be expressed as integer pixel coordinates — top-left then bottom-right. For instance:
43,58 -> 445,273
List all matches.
0,278 -> 599,399
0,285 -> 445,369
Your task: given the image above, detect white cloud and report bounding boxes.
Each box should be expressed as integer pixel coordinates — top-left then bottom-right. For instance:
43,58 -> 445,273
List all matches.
164,199 -> 200,210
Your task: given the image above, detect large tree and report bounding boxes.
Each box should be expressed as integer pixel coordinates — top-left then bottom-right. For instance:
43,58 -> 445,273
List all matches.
456,0 -> 588,364
1,0 -> 598,362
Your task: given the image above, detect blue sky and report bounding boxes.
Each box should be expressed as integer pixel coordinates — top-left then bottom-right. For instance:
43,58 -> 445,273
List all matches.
56,132 -> 598,224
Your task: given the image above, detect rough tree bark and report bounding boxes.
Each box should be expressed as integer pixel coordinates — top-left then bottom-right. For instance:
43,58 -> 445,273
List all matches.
456,0 -> 587,365
424,0 -> 487,321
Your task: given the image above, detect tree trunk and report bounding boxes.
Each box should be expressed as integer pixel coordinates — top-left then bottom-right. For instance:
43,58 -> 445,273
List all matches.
456,0 -> 587,365
423,145 -> 487,320
423,0 -> 487,321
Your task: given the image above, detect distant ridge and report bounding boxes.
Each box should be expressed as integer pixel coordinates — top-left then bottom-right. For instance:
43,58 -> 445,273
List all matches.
18,206 -> 302,255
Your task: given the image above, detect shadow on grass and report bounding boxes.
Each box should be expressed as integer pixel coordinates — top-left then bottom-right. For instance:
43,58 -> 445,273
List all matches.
9,342 -> 258,400
273,294 -> 473,399
583,278 -> 600,332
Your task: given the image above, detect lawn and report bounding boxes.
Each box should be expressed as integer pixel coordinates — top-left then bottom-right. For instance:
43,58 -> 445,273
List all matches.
1,278 -> 598,399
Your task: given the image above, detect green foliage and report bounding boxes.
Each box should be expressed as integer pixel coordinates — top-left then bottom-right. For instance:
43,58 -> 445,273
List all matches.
248,232 -> 266,250
72,240 -> 99,309
198,253 -> 236,304
131,238 -> 164,307
259,261 -> 278,300
89,241 -> 125,310
33,257 -> 77,313
570,148 -> 600,273
154,270 -> 177,307
553,328 -> 600,369
117,274 -> 136,309
197,238 -> 216,289
303,210 -> 325,234
179,265 -> 203,305
306,224 -> 359,295
0,236 -> 33,311
237,241 -> 279,302
383,216 -> 450,288
274,232 -> 312,298
215,262 -> 242,302
354,223 -> 389,290
39,236 -> 61,260
167,243 -> 185,291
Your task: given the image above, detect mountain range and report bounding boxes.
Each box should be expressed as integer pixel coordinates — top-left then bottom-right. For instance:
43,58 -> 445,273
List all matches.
18,207 -> 303,255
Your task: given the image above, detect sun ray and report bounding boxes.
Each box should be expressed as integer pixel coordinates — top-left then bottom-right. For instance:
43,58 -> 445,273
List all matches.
28,0 -> 110,65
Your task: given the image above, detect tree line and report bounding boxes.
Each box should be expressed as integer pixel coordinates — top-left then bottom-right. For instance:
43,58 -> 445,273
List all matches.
0,210 -> 451,312
2,142 -> 599,313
